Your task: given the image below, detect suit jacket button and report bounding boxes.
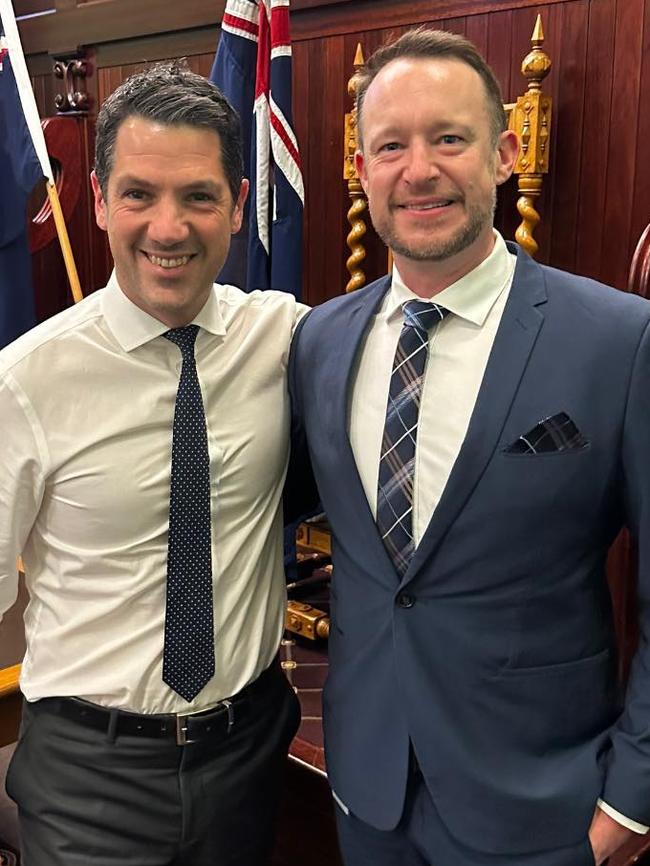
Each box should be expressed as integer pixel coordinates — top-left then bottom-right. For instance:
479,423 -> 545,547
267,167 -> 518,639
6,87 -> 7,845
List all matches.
397,593 -> 415,608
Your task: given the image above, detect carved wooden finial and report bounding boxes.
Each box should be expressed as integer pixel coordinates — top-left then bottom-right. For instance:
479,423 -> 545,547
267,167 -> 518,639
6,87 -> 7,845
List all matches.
508,15 -> 553,257
348,43 -> 365,99
532,13 -> 544,44
521,14 -> 552,93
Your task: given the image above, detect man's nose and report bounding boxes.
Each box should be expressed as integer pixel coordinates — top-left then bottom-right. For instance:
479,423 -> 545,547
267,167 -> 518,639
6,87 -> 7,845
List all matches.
147,199 -> 190,246
403,142 -> 440,185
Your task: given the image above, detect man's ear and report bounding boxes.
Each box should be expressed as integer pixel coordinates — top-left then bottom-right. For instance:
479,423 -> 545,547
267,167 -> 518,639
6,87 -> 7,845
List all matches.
354,150 -> 369,195
494,130 -> 519,186
90,171 -> 108,232
230,178 -> 250,234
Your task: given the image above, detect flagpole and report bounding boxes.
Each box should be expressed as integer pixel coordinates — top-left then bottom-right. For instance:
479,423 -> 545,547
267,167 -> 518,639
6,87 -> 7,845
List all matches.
46,182 -> 83,303
0,0 -> 83,304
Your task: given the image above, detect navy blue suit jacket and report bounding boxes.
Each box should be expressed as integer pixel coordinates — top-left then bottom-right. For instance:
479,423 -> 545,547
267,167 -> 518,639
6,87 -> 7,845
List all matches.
289,244 -> 650,855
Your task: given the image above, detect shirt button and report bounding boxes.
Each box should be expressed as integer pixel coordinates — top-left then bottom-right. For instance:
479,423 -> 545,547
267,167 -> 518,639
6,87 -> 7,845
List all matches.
397,593 -> 415,609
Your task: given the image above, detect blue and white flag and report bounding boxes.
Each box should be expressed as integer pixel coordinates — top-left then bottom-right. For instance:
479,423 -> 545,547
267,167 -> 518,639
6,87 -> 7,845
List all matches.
211,0 -> 304,299
0,16 -> 42,347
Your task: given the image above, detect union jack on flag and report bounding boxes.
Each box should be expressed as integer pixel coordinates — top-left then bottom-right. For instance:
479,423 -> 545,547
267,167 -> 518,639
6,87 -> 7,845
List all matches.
211,0 -> 304,299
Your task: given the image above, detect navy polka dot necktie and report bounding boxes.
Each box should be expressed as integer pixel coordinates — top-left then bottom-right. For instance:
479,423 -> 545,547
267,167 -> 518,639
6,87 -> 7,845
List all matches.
376,301 -> 448,576
162,325 -> 214,702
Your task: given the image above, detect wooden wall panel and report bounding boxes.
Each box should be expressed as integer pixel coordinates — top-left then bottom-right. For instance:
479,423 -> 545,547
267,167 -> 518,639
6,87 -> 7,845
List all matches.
21,0 -> 650,307
15,0 -> 650,319
547,1 -> 587,274
289,0 -> 650,304
630,1 -> 650,267
575,0 -> 616,280
599,0 -> 645,290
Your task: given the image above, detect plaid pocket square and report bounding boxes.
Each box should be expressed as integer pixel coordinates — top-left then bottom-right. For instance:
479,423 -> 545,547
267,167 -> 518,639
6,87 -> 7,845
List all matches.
505,412 -> 589,454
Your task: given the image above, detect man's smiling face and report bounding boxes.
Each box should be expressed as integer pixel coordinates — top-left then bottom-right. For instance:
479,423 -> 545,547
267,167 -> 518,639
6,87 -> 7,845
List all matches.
91,116 -> 248,328
355,57 -> 517,280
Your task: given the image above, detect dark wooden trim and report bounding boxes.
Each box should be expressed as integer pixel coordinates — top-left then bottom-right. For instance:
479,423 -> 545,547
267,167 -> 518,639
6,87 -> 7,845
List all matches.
18,0 -> 225,56
18,0 -> 571,57
14,0 -> 53,16
26,51 -> 56,76
94,27 -> 216,67
290,0 -> 569,40
0,665 -> 21,750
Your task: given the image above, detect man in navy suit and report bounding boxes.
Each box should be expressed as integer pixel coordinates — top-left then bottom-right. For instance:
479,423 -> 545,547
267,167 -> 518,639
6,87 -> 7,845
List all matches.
290,28 -> 650,866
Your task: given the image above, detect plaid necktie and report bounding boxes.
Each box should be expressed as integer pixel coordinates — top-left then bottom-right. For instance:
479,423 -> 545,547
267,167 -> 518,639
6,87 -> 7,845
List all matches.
162,325 -> 214,702
376,300 -> 448,576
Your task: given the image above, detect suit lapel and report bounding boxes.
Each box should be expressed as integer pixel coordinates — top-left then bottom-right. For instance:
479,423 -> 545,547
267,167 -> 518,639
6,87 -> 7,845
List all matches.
404,246 -> 548,584
329,277 -> 399,577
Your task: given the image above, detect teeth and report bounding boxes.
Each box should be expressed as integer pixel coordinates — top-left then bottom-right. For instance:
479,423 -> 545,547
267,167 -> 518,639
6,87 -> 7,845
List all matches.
409,202 -> 448,210
147,254 -> 191,269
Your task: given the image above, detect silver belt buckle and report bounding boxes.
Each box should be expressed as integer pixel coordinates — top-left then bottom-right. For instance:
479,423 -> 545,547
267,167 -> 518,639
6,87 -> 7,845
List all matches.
175,713 -> 196,746
175,699 -> 235,745
222,699 -> 234,733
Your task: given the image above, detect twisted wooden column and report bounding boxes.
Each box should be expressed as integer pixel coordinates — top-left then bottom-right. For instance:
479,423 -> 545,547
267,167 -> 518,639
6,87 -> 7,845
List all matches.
343,44 -> 368,293
509,15 -> 552,258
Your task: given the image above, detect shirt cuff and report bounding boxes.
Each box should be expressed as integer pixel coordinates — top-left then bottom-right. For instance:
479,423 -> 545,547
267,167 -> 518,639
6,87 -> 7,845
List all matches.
598,798 -> 649,833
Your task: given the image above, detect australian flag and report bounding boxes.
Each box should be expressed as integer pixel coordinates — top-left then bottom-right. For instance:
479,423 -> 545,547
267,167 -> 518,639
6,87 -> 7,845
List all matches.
211,0 -> 304,299
0,25 -> 42,348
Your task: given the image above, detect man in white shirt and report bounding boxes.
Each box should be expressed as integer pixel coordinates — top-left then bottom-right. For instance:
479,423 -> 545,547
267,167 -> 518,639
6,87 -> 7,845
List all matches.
289,28 -> 650,866
1,62 -> 304,865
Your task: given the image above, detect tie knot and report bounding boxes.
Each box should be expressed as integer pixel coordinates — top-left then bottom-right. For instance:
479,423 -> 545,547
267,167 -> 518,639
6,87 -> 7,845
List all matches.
164,325 -> 199,357
402,300 -> 447,334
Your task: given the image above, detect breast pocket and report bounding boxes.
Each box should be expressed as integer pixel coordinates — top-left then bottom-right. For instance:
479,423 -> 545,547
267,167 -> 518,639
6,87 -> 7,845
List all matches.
490,445 -> 596,513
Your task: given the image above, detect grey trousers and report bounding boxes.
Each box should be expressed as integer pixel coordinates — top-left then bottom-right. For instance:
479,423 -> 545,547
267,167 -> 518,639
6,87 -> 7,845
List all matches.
5,664 -> 300,866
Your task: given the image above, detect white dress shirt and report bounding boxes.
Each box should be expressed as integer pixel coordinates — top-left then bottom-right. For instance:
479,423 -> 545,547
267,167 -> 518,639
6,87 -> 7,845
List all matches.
0,274 -> 307,714
349,231 -> 514,533
348,231 -> 646,835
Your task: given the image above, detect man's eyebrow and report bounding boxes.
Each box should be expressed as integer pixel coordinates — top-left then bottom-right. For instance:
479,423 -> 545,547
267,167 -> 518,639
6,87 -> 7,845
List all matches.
113,174 -> 154,189
113,176 -> 225,195
369,120 -> 476,142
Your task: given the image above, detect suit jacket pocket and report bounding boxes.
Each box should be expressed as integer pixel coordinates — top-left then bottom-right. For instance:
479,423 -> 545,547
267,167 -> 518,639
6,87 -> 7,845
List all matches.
500,444 -> 591,460
493,646 -> 610,678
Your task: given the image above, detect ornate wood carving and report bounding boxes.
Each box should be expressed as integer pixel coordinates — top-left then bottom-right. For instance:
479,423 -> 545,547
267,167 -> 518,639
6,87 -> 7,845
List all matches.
343,43 -> 367,293
509,14 -> 552,258
341,16 -> 553,293
53,53 -> 91,114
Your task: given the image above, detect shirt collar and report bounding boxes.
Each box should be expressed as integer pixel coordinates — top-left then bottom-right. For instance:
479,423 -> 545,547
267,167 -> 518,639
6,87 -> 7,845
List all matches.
387,231 -> 516,327
101,272 -> 227,352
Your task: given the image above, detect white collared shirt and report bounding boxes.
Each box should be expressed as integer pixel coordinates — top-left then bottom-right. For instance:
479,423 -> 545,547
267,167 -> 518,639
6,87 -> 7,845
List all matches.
349,231 -> 514,536
347,231 -> 647,835
0,274 -> 307,714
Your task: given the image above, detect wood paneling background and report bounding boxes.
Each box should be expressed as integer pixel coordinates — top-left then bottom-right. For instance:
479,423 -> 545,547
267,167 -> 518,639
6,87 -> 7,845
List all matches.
21,0 -> 650,308
11,2 -> 650,856
18,0 -> 650,663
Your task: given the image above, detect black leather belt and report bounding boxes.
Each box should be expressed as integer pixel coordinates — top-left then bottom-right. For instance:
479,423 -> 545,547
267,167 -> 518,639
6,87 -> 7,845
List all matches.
34,659 -> 281,746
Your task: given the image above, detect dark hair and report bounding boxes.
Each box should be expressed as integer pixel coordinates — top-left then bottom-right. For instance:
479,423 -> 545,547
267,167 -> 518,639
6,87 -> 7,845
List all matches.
94,60 -> 243,204
355,28 -> 507,148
